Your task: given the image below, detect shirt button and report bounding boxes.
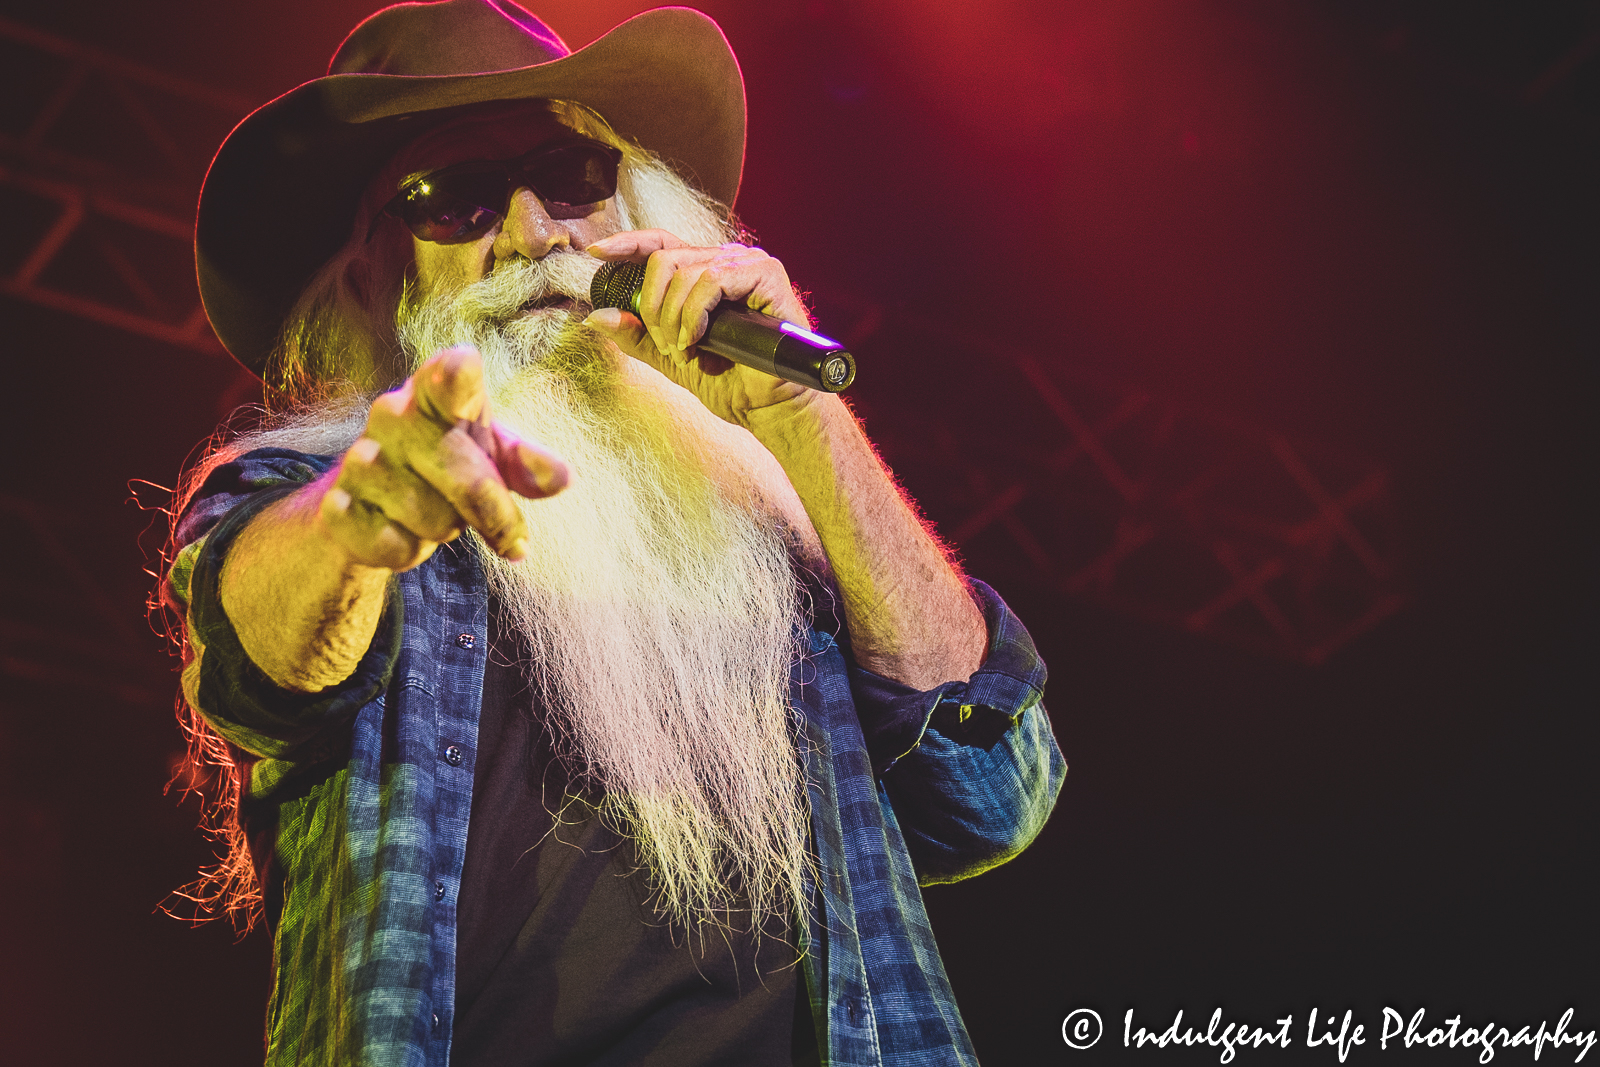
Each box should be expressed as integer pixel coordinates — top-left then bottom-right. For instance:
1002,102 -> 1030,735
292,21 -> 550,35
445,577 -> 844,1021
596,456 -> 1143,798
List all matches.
435,881 -> 446,902
444,745 -> 463,766
455,633 -> 476,650
432,1013 -> 440,1031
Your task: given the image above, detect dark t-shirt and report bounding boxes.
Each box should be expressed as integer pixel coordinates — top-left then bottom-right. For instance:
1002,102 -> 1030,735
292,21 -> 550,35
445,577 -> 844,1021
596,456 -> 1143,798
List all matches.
450,607 -> 820,1066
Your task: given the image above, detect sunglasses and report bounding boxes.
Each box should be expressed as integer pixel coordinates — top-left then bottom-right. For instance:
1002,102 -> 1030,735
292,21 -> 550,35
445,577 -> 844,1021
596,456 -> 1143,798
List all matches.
381,137 -> 623,243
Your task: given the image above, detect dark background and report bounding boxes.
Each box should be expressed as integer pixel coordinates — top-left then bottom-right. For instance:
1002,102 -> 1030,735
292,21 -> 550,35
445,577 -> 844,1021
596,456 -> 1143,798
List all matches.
0,0 -> 1594,1063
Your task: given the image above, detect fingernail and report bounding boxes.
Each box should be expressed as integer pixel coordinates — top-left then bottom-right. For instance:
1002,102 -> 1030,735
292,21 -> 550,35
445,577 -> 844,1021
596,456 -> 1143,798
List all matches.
505,537 -> 530,561
677,325 -> 689,350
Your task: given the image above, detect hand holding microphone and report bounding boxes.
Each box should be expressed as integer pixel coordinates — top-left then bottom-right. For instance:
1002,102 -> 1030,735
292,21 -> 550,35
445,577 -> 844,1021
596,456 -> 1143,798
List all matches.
588,250 -> 855,394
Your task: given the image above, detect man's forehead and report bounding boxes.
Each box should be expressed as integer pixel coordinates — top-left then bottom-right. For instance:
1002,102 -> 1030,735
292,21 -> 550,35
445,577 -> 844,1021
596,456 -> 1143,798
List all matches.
381,100 -> 574,188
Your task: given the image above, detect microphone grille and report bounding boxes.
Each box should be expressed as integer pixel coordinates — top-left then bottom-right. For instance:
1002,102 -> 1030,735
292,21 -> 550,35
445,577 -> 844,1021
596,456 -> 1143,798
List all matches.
589,260 -> 646,315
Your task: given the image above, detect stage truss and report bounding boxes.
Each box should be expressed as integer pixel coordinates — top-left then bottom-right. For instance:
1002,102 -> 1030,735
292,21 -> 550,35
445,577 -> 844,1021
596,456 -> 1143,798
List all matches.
0,16 -> 249,355
845,315 -> 1409,666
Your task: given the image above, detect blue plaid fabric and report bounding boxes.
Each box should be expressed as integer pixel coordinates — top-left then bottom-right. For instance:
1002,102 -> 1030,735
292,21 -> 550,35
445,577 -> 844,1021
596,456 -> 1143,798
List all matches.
173,447 -> 1064,1066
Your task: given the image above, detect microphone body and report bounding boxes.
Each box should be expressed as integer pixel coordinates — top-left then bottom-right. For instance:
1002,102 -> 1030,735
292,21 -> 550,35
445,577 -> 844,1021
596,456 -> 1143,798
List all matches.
590,261 -> 856,393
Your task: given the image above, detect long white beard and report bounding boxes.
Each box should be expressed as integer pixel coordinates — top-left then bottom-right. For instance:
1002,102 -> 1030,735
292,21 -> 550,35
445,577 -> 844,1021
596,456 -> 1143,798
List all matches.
398,254 -> 816,935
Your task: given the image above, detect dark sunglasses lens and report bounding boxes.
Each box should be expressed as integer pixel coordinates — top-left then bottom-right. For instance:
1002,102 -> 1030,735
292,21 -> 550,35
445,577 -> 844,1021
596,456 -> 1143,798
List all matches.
387,142 -> 620,241
404,198 -> 499,243
398,171 -> 507,242
522,143 -> 620,206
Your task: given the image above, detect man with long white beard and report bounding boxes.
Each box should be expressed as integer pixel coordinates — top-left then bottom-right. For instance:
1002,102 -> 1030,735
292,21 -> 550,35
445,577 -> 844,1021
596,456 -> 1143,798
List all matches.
168,2 -> 1063,1065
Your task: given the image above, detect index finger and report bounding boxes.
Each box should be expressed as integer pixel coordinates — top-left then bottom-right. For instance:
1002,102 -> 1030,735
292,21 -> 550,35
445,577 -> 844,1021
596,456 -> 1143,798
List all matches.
586,228 -> 687,263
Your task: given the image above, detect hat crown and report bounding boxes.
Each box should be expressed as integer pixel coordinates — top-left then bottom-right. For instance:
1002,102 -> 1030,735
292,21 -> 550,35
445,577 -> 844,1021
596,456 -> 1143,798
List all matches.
331,0 -> 570,79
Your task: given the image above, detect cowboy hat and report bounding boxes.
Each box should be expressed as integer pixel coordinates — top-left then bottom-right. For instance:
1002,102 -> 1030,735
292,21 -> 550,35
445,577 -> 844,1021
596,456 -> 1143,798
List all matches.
195,0 -> 746,376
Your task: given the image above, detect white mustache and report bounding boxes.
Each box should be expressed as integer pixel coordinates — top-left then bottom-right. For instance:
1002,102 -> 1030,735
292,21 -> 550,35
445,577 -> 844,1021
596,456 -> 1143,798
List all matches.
451,250 -> 603,326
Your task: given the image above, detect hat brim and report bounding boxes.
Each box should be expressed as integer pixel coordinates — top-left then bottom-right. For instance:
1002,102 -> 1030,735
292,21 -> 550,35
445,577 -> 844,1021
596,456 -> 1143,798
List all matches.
196,6 -> 745,375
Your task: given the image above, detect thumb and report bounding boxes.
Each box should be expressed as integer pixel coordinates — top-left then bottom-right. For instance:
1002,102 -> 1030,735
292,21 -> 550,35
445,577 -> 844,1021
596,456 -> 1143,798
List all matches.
414,345 -> 487,426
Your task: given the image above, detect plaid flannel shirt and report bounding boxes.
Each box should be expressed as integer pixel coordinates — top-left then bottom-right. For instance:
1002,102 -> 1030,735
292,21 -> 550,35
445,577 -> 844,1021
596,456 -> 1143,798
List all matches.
172,447 -> 1064,1066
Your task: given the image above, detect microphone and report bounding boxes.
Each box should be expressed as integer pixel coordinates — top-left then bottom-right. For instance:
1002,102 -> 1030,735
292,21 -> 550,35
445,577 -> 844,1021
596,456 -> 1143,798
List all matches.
590,261 -> 856,393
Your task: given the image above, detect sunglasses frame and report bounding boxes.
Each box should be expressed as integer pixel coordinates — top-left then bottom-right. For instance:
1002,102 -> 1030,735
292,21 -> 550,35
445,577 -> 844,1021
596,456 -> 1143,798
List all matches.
380,136 -> 624,244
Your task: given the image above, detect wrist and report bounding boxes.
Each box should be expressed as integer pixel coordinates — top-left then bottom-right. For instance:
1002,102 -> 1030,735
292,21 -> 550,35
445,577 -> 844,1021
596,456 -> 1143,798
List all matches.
744,389 -> 851,465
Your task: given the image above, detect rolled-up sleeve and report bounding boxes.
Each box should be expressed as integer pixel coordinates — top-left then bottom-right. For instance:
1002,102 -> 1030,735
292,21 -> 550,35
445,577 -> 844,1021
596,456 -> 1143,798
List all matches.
170,448 -> 402,760
850,580 -> 1065,884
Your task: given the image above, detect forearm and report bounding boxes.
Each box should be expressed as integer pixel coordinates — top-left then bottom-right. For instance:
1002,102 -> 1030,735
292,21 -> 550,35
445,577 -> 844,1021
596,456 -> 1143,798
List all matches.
581,231 -> 985,685
748,392 -> 985,689
219,468 -> 392,693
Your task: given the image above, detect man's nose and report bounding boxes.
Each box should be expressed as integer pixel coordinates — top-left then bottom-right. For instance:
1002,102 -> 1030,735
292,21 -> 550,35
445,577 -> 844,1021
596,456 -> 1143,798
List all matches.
494,186 -> 570,261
